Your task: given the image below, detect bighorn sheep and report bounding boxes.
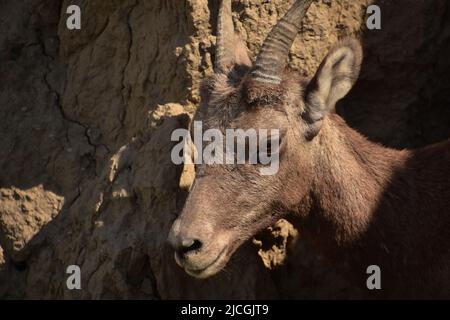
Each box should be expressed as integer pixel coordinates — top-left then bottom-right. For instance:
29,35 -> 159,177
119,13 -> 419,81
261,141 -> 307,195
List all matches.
168,0 -> 450,298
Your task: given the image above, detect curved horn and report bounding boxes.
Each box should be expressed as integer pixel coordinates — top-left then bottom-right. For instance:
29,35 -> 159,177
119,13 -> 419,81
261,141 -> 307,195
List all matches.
215,0 -> 235,72
251,0 -> 313,84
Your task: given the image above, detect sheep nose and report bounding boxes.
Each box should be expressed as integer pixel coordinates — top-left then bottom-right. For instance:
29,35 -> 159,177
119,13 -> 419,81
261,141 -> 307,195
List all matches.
180,238 -> 195,250
168,219 -> 204,255
179,238 -> 203,254
169,235 -> 203,255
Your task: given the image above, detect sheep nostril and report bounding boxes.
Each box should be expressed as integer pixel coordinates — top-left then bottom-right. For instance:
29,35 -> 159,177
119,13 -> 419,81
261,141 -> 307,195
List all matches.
179,238 -> 203,255
182,238 -> 195,248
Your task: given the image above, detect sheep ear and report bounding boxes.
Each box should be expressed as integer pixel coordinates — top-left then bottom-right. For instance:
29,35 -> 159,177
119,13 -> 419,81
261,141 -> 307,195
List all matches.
303,39 -> 362,139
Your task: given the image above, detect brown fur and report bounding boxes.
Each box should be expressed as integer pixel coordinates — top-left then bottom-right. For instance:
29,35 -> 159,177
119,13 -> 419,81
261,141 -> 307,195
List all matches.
169,60 -> 450,297
300,115 -> 450,298
168,3 -> 450,297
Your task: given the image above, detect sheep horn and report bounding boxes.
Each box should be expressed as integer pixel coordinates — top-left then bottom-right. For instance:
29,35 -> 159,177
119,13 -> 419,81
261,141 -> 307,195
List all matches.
215,0 -> 235,72
251,0 -> 313,84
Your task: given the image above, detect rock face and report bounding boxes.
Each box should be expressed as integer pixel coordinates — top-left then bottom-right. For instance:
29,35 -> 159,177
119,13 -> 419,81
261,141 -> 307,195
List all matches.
0,186 -> 63,263
0,0 -> 449,299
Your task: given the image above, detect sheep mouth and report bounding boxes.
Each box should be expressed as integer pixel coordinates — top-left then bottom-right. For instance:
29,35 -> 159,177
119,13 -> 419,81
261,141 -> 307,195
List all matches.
178,246 -> 229,279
